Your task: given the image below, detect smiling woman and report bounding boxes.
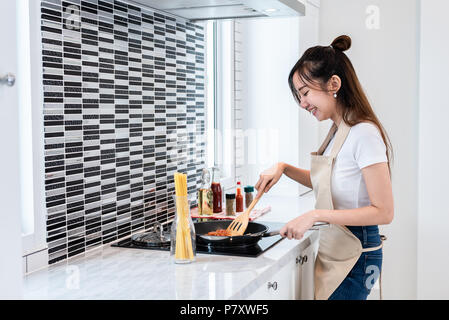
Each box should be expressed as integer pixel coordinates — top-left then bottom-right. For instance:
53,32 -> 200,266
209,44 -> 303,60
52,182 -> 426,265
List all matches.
254,35 -> 394,301
288,35 -> 393,173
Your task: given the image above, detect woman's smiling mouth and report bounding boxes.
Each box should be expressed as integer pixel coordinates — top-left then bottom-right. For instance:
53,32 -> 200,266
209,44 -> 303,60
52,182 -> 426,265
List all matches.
307,107 -> 318,116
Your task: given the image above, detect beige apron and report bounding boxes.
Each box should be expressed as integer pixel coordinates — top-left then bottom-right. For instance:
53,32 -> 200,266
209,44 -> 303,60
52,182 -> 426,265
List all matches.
311,120 -> 384,300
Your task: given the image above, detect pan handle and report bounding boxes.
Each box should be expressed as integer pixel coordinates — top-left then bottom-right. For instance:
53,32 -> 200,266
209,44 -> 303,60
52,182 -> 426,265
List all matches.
310,222 -> 330,230
263,230 -> 281,237
263,222 -> 330,237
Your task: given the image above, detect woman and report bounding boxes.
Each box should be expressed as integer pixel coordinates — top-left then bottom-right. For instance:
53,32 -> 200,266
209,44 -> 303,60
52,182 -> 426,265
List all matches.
255,35 -> 394,300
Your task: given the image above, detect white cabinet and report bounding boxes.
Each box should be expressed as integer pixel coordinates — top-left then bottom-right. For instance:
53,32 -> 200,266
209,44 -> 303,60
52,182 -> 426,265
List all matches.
248,234 -> 318,300
249,256 -> 297,300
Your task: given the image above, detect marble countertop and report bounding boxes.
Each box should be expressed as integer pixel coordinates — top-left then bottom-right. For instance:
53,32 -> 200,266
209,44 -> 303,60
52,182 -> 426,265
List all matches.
23,193 -> 317,300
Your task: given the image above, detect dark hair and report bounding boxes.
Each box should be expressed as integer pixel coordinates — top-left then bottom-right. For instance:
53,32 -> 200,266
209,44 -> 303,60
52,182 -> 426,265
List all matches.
288,35 -> 393,174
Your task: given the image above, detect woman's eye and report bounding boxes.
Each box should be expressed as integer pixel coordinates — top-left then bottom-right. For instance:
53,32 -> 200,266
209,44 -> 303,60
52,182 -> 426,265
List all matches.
304,91 -> 309,96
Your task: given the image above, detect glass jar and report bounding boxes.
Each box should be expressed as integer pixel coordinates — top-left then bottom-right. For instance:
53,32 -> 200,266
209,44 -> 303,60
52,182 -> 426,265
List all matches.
170,195 -> 196,264
225,193 -> 236,216
244,186 -> 255,209
197,168 -> 213,215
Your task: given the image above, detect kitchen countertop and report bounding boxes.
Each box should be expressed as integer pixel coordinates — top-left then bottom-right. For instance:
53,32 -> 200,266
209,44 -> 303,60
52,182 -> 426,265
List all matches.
23,193 -> 317,300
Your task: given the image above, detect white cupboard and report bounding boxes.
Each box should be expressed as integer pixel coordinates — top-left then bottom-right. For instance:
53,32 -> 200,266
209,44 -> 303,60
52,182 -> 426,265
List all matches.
248,234 -> 318,300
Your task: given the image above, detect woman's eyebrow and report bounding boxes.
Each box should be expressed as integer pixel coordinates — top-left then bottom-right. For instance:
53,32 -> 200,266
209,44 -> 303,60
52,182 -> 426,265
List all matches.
297,85 -> 307,93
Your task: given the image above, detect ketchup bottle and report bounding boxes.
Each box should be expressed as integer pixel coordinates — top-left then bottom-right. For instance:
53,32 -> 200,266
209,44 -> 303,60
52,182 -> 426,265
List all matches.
236,181 -> 244,213
211,167 -> 222,213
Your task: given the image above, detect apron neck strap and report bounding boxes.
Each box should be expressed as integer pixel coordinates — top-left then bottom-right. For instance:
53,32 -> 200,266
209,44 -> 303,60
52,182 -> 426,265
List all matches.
329,121 -> 351,158
316,123 -> 338,156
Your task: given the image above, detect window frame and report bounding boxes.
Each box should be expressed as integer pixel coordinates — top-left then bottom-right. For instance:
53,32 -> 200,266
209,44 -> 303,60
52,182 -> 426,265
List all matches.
21,0 -> 47,256
205,19 -> 236,191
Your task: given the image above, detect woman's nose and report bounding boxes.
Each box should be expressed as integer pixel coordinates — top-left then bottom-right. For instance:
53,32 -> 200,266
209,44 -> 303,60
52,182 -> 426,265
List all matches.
300,100 -> 310,109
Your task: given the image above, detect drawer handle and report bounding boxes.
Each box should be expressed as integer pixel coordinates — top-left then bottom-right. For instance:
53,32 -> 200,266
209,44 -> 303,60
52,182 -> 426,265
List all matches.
267,281 -> 278,291
296,255 -> 308,265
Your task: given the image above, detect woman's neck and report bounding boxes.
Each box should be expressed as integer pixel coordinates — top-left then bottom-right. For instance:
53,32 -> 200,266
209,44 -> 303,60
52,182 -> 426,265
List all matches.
331,103 -> 347,127
331,112 -> 343,127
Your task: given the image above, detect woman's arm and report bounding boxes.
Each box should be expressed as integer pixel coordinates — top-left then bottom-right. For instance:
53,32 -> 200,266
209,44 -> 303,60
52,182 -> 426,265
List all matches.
255,162 -> 312,195
282,163 -> 313,189
316,162 -> 394,226
281,162 -> 394,239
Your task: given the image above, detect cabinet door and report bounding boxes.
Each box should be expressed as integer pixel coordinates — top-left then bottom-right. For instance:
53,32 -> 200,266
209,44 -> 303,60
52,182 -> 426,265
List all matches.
248,258 -> 297,300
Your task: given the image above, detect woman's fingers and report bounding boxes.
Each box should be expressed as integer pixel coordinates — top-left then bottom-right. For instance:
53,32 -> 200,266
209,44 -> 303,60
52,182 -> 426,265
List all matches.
280,224 -> 304,240
255,163 -> 283,194
254,177 -> 262,191
256,176 -> 270,194
280,226 -> 288,238
264,177 -> 279,193
280,226 -> 292,239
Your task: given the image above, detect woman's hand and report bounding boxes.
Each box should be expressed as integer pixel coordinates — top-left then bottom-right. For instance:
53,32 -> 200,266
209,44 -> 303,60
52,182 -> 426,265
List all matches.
254,162 -> 285,197
280,210 -> 318,240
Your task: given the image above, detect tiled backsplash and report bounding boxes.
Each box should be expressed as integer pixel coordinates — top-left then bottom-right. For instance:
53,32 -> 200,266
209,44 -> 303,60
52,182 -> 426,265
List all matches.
40,0 -> 206,264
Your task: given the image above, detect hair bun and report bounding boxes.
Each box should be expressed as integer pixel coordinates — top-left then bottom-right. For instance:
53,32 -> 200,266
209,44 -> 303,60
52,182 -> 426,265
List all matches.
331,35 -> 352,52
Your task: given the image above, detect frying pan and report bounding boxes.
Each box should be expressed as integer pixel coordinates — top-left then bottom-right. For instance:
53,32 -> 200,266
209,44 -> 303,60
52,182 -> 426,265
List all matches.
194,220 -> 329,247
194,220 -> 277,247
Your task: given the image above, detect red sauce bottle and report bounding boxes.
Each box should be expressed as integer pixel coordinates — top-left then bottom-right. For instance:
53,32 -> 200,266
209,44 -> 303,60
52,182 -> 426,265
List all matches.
236,181 -> 244,213
211,167 -> 222,213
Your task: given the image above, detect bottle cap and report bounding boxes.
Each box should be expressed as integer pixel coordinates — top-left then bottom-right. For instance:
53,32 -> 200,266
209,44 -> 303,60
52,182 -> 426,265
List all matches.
225,193 -> 236,199
244,186 -> 254,193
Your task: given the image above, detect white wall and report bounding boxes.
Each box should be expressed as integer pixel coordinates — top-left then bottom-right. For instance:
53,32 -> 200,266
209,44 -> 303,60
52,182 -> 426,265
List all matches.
297,1 -> 321,195
319,0 -> 420,299
0,0 -> 23,299
418,0 -> 449,299
238,2 -> 320,196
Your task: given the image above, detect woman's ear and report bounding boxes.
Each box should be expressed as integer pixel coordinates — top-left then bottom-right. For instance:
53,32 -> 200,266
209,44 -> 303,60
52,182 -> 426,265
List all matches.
327,75 -> 342,94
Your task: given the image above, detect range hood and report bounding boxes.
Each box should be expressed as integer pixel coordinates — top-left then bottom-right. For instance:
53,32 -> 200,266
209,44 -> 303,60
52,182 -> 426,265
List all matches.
129,0 -> 306,21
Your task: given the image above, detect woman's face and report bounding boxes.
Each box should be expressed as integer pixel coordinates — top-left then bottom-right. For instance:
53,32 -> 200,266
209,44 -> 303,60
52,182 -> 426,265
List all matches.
292,71 -> 340,122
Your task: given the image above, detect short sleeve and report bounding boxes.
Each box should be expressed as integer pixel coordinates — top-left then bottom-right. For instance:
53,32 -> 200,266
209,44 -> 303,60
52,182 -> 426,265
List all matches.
352,123 -> 388,169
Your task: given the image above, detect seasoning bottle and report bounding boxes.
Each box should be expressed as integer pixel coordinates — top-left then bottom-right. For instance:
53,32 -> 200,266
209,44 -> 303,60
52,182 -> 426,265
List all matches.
244,186 -> 254,209
198,168 -> 213,215
236,181 -> 244,213
211,167 -> 222,213
225,193 -> 236,216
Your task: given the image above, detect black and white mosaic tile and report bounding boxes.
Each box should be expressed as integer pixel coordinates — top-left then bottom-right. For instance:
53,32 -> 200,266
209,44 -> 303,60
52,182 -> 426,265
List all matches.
40,0 -> 206,264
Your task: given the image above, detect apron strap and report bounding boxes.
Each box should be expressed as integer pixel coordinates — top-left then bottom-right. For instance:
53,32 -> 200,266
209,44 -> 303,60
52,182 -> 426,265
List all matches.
329,121 -> 352,159
316,123 -> 338,156
361,235 -> 387,300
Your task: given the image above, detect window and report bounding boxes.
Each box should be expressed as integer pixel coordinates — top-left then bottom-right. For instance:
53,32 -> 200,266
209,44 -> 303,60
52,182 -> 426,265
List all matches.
205,20 -> 235,190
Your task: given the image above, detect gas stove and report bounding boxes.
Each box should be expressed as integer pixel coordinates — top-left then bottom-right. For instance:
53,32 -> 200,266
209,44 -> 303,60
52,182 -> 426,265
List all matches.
111,221 -> 285,258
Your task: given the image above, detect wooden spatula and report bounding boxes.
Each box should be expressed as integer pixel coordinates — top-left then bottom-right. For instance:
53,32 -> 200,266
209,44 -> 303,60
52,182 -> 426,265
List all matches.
226,195 -> 261,236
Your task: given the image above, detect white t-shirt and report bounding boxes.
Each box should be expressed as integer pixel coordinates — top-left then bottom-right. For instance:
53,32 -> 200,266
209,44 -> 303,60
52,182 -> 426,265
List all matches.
323,122 -> 388,210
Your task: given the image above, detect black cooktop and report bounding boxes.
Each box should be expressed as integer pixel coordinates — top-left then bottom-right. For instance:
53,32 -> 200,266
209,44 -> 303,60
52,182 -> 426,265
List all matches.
111,221 -> 285,258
